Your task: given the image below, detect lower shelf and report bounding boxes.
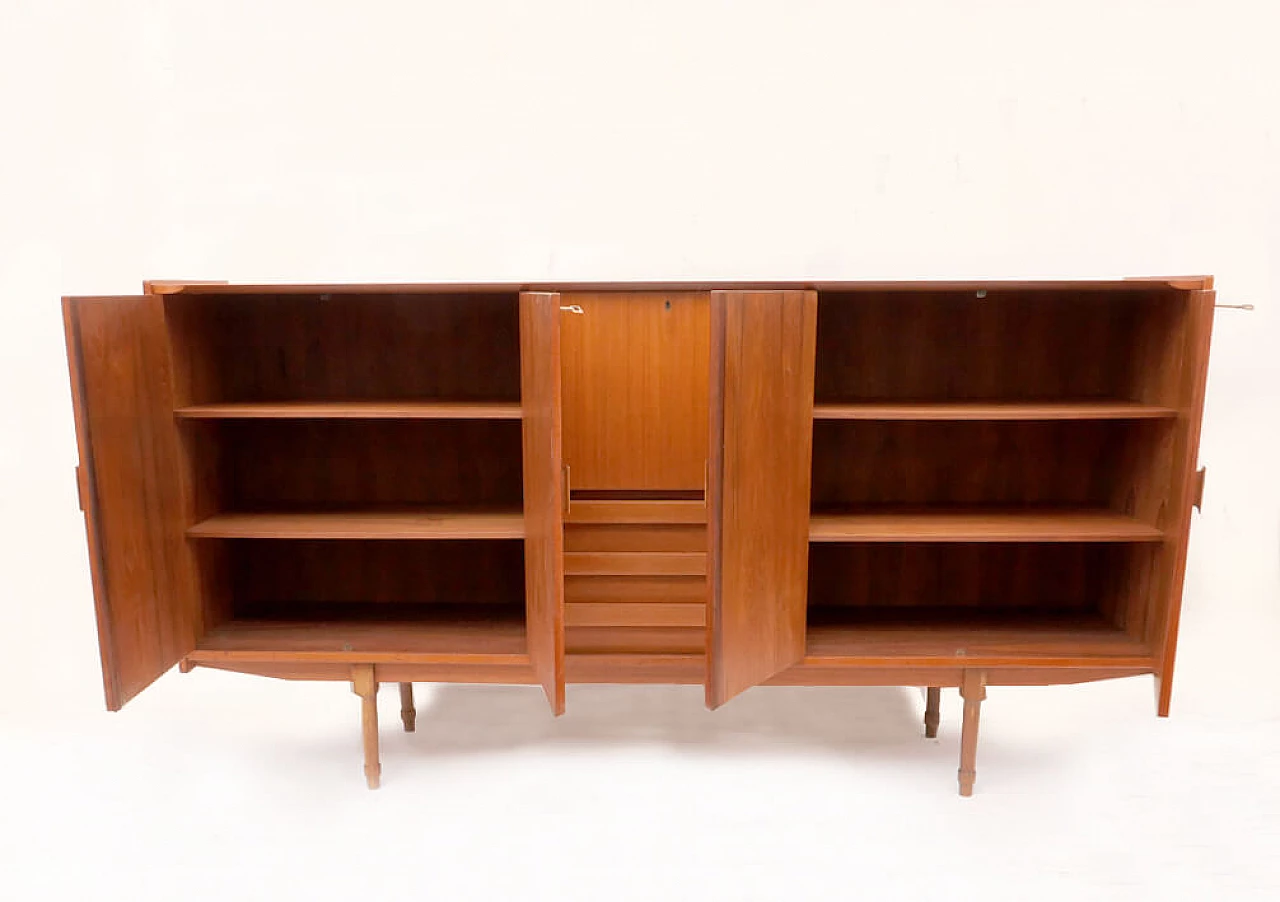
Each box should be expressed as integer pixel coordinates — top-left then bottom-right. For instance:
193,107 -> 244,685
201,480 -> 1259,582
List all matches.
189,606 -> 1151,671
194,604 -> 527,660
805,608 -> 1150,662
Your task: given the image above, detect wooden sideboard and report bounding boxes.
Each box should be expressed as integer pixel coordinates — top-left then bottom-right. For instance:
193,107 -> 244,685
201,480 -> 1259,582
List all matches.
63,277 -> 1215,794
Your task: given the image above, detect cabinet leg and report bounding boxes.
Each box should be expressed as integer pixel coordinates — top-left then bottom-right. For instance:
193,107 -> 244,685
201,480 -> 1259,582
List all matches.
958,671 -> 986,797
352,664 -> 381,790
1155,672 -> 1173,718
399,682 -> 416,733
924,687 -> 941,739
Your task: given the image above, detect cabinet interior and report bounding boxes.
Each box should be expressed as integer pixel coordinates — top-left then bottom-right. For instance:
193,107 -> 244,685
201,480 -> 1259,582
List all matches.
813,288 -> 1187,405
165,292 -> 531,657
806,542 -> 1161,655
811,419 -> 1174,523
165,292 -> 522,404
805,287 -> 1188,656
157,284 -> 1190,664
187,419 -> 524,512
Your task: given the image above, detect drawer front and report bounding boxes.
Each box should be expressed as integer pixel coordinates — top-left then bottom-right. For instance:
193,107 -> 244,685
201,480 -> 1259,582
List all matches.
566,499 -> 706,525
564,524 -> 704,553
565,626 -> 705,655
565,574 -> 706,604
566,602 -> 705,628
563,551 -> 706,577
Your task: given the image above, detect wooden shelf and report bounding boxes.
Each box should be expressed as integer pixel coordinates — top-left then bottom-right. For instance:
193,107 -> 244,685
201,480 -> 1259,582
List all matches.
193,604 -> 527,660
188,508 -> 525,540
813,401 -> 1177,421
175,401 -> 522,420
805,612 -> 1150,663
809,509 -> 1163,543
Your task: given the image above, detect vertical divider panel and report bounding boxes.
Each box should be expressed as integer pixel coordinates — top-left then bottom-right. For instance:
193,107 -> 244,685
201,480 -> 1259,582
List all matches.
706,290 -> 818,708
520,292 -> 567,714
1152,288 -> 1216,715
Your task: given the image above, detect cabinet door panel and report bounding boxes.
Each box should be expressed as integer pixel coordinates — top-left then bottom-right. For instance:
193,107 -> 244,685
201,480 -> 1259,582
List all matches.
520,292 -> 567,714
706,290 -> 817,707
63,295 -> 199,709
1153,288 -> 1216,715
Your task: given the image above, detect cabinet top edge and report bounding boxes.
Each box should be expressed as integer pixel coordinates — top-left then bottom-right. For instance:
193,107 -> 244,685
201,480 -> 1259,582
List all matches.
130,276 -> 1213,296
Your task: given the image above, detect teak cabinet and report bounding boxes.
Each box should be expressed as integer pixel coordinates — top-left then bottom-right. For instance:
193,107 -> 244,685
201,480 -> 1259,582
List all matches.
63,277 -> 1216,794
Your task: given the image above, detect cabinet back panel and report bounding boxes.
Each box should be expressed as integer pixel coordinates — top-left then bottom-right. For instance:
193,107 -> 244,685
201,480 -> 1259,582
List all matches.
227,540 -> 526,613
811,420 -> 1169,512
165,293 -> 521,404
809,542 -> 1146,616
205,420 -> 524,509
815,289 -> 1182,403
559,291 -> 711,490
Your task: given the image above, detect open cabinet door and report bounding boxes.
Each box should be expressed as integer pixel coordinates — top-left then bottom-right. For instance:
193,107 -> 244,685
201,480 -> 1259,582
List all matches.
1154,287 -> 1216,716
706,290 -> 818,708
63,295 -> 200,710
519,292 -> 567,714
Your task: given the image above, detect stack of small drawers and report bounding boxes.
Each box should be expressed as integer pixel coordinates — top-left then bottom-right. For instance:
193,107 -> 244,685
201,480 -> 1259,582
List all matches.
563,499 -> 707,658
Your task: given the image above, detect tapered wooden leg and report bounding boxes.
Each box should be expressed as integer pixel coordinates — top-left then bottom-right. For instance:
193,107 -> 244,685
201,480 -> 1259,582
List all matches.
924,687 -> 941,738
958,671 -> 986,797
1155,672 -> 1173,718
399,682 -> 416,732
352,664 -> 381,790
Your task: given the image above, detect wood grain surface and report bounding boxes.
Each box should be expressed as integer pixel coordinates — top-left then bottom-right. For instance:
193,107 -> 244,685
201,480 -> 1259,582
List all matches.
519,292 -> 567,714
188,509 -> 524,540
63,295 -> 202,710
808,509 -> 1163,542
175,401 -> 522,419
559,291 -> 710,490
706,289 -> 817,707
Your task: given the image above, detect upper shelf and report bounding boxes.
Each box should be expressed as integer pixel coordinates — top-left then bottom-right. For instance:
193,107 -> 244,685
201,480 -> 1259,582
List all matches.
809,509 -> 1164,543
175,401 -> 522,420
812,401 -> 1177,421
188,508 -> 525,540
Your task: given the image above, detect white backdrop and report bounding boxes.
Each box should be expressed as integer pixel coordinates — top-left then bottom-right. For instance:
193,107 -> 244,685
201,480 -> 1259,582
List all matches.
1,2 -> 1277,899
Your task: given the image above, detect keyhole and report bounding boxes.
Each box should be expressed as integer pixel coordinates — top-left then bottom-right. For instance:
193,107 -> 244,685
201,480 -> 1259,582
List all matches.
665,300 -> 671,310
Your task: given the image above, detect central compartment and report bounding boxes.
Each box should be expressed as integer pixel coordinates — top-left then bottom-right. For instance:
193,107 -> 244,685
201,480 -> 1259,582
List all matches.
557,291 -> 712,659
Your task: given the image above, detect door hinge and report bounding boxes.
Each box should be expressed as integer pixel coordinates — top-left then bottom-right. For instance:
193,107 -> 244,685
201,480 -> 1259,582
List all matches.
1193,467 -> 1206,512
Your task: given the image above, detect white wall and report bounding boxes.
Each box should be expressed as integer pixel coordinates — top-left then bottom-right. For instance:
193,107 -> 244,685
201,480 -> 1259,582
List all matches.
1,2 -> 1277,898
